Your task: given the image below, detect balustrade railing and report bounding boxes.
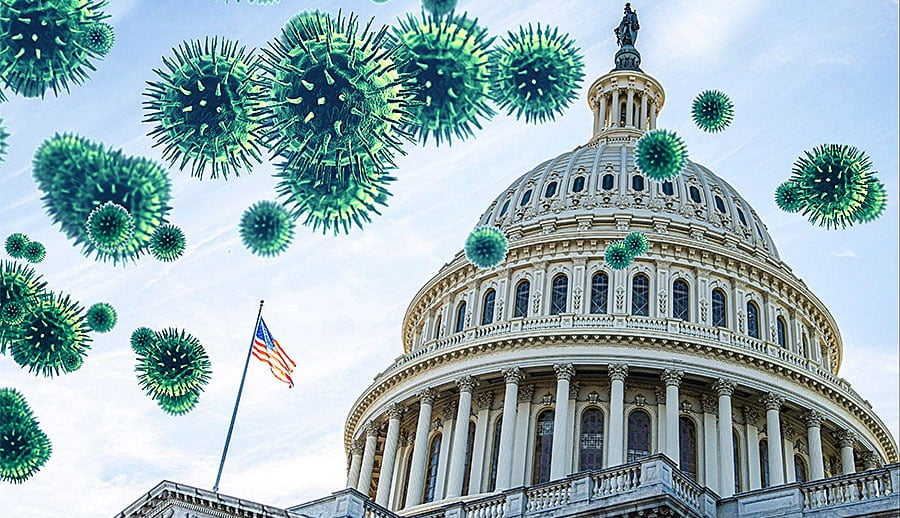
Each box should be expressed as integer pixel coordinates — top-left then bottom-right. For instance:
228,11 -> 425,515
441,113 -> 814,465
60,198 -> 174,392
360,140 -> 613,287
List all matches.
801,468 -> 895,510
365,500 -> 396,518
591,463 -> 641,497
524,479 -> 571,512
670,470 -> 702,510
463,495 -> 505,518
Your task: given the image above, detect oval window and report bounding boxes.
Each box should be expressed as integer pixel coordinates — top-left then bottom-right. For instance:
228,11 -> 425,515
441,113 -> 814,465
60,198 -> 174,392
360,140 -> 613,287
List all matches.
498,199 -> 510,217
689,186 -> 702,204
520,189 -> 532,206
632,175 -> 645,191
662,181 -> 674,196
572,176 -> 586,193
601,174 -> 614,190
714,196 -> 726,213
544,181 -> 558,198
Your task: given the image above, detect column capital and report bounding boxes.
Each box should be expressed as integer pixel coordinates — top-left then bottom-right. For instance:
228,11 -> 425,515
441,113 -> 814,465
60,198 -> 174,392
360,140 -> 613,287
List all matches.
442,402 -> 458,421
569,381 -> 581,400
554,363 -> 576,381
364,420 -> 380,437
502,367 -> 524,384
661,369 -> 684,387
742,406 -> 760,427
801,409 -> 824,428
835,429 -> 857,449
456,375 -> 478,393
761,392 -> 784,411
476,391 -> 495,411
701,395 -> 718,415
713,378 -> 736,397
518,383 -> 535,403
351,438 -> 365,455
387,402 -> 406,420
402,431 -> 415,447
862,451 -> 881,470
654,387 -> 666,404
418,387 -> 437,406
608,363 -> 629,382
781,422 -> 797,441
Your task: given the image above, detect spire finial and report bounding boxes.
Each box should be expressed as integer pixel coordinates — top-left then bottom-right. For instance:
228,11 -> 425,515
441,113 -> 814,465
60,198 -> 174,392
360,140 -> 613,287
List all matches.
613,3 -> 642,71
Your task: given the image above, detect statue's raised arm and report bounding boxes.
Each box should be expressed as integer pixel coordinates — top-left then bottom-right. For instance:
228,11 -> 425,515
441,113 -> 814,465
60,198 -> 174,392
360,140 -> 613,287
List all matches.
615,3 -> 640,47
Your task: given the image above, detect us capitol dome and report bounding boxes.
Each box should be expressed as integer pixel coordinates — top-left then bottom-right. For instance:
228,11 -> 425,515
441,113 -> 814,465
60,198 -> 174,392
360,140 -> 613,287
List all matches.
118,5 -> 898,518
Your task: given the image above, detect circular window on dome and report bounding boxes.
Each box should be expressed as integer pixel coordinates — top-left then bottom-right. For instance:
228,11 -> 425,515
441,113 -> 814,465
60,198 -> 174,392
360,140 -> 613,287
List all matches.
572,176 -> 586,193
520,189 -> 533,206
689,186 -> 702,204
544,181 -> 558,198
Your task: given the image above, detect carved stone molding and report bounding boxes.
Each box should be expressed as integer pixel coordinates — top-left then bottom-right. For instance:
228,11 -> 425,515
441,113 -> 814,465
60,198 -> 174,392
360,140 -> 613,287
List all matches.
456,375 -> 478,393
587,391 -> 601,404
862,451 -> 881,470
801,410 -> 823,428
387,402 -> 405,420
503,367 -> 524,384
476,391 -> 495,411
418,387 -> 438,406
742,406 -> 760,427
554,363 -> 576,381
781,422 -> 797,440
541,392 -> 554,406
634,394 -> 647,407
654,388 -> 666,405
608,363 -> 629,382
836,429 -> 857,449
701,395 -> 718,415
661,369 -> 684,387
442,402 -> 458,421
713,378 -> 736,397
518,384 -> 535,403
761,392 -> 784,412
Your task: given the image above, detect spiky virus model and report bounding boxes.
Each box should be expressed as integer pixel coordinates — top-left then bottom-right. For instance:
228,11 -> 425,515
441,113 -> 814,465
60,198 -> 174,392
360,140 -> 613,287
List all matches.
391,12 -> 495,146
5,234 -> 29,258
422,0 -> 457,16
32,134 -> 172,264
0,261 -> 47,353
8,293 -> 91,377
0,388 -> 52,484
622,231 -> 649,256
259,11 -> 414,184
775,181 -> 804,213
0,301 -> 25,325
135,328 -> 210,414
239,200 -> 294,256
791,144 -> 879,229
78,21 -> 114,56
85,201 -> 134,252
155,390 -> 200,416
634,129 -> 687,180
464,226 -> 508,269
130,327 -> 156,355
490,24 -> 584,124
148,224 -> 185,262
85,302 -> 116,333
22,242 -> 45,264
275,162 -> 395,235
604,241 -> 632,270
0,0 -> 111,98
691,90 -> 734,133
144,38 -> 264,180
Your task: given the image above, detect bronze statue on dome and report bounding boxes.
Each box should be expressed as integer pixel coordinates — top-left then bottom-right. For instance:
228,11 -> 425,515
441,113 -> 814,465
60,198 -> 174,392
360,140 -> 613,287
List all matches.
615,3 -> 640,48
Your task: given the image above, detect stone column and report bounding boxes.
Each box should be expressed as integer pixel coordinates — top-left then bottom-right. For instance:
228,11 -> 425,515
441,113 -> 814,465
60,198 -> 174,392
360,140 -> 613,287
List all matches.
607,364 -> 629,466
446,376 -> 477,498
626,89 -> 635,127
661,369 -> 684,463
701,395 -> 719,493
639,92 -> 648,130
762,393 -> 785,486
347,439 -> 365,488
434,403 -> 457,500
649,101 -> 657,129
357,421 -> 381,495
496,368 -> 522,490
564,381 -> 580,474
405,388 -> 437,507
550,364 -> 575,480
743,407 -> 762,490
611,89 -> 620,127
782,423 -> 797,483
598,94 -> 608,130
655,388 -> 666,454
714,379 -> 737,497
802,410 -> 825,481
376,404 -> 405,506
468,391 -> 493,495
837,430 -> 857,475
510,384 -> 535,486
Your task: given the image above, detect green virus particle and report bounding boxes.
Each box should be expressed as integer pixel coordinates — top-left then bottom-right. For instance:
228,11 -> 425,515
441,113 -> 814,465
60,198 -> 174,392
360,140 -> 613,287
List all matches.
0,117 -> 9,160
775,180 -> 804,213
691,90 -> 734,133
0,388 -> 31,422
490,24 -> 584,124
239,200 -> 294,257
130,327 -> 156,355
422,0 -> 457,16
0,0 -> 111,98
148,224 -> 186,262
464,226 -> 508,269
605,241 -> 632,270
60,348 -> 83,372
275,162 -> 394,235
85,201 -> 134,252
32,134 -> 172,264
85,302 -> 116,333
851,177 -> 887,224
623,231 -> 649,256
259,11 -> 414,184
135,327 -> 211,398
634,129 -> 687,180
22,242 -> 45,264
154,390 -> 200,416
5,234 -> 30,259
791,144 -> 875,229
391,12 -> 495,146
0,260 -> 47,353
78,22 -> 114,57
144,37 -> 264,180
1,301 -> 25,325
8,292 -> 91,378
0,389 -> 51,484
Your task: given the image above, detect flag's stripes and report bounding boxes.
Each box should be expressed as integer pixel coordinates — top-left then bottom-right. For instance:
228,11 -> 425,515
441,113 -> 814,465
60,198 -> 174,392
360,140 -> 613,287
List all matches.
251,317 -> 295,387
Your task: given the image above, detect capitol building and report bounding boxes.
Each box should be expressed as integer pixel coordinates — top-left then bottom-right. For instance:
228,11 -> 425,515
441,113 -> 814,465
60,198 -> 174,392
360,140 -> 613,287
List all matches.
117,7 -> 898,518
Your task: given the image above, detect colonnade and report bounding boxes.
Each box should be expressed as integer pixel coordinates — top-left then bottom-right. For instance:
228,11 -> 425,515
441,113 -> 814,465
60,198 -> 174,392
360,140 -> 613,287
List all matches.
592,88 -> 658,133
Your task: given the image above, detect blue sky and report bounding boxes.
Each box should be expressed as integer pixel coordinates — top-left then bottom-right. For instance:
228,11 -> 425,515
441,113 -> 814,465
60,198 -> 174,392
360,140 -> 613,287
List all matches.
0,1 -> 897,516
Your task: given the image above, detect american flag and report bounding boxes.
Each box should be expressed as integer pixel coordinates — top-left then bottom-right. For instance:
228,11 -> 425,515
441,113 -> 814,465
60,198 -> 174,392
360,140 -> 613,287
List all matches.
251,318 -> 296,388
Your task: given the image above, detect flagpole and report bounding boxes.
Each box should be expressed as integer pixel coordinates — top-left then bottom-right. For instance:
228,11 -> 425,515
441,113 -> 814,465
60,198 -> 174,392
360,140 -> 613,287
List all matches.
213,299 -> 264,492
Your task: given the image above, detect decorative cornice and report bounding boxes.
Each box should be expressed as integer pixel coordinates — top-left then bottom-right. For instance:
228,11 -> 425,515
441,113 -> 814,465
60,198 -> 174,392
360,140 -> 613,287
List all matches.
661,369 -> 684,387
502,366 -> 524,384
761,392 -> 784,411
554,363 -> 576,381
608,363 -> 629,382
713,378 -> 736,397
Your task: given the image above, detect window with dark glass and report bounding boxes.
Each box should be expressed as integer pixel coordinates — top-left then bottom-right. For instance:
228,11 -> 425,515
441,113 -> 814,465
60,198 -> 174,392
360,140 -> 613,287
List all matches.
544,181 -> 558,198
632,274 -> 650,316
434,314 -> 442,339
747,301 -> 760,339
488,417 -> 502,491
498,199 -> 510,217
399,450 -> 414,508
514,281 -> 530,318
661,181 -> 674,196
520,189 -> 532,206
794,455 -> 807,483
590,272 -> 609,314
712,289 -> 727,327
733,431 -> 741,493
481,289 -> 496,325
673,279 -> 689,321
455,302 -> 467,333
802,333 -> 809,358
424,434 -> 442,502
715,196 -> 727,213
572,176 -> 586,193
755,223 -> 764,238
579,408 -> 604,471
760,440 -> 769,488
461,421 -> 477,495
689,186 -> 702,204
679,417 -> 698,481
632,175 -> 645,191
601,174 -> 614,190
776,316 -> 787,347
736,207 -> 747,226
532,410 -> 555,484
627,410 -> 651,462
550,274 -> 568,315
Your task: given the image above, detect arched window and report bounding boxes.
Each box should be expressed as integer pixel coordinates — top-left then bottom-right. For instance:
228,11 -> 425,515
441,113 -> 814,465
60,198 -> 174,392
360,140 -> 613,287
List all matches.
520,189 -> 532,206
689,186 -> 702,204
488,417 -> 502,491
424,434 -> 442,503
498,199 -> 510,217
632,175 -> 645,191
714,195 -> 727,213
759,440 -> 769,488
733,431 -> 741,493
673,279 -> 690,321
590,272 -> 609,314
455,302 -> 467,333
434,314 -> 442,339
462,421 -> 477,495
712,289 -> 727,327
747,301 -> 760,339
572,176 -> 586,193
544,181 -> 558,198
794,455 -> 808,483
532,410 -> 555,484
679,417 -> 698,481
776,316 -> 787,347
632,274 -> 650,316
514,281 -> 530,318
601,174 -> 614,190
627,410 -> 651,462
550,274 -> 568,315
661,181 -> 675,196
579,408 -> 604,471
481,289 -> 496,325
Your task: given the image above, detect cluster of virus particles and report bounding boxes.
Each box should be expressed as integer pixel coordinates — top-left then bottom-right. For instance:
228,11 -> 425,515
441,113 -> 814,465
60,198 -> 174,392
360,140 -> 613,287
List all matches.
133,327 -> 212,415
0,388 -> 51,483
5,234 -> 45,264
604,232 -> 649,270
